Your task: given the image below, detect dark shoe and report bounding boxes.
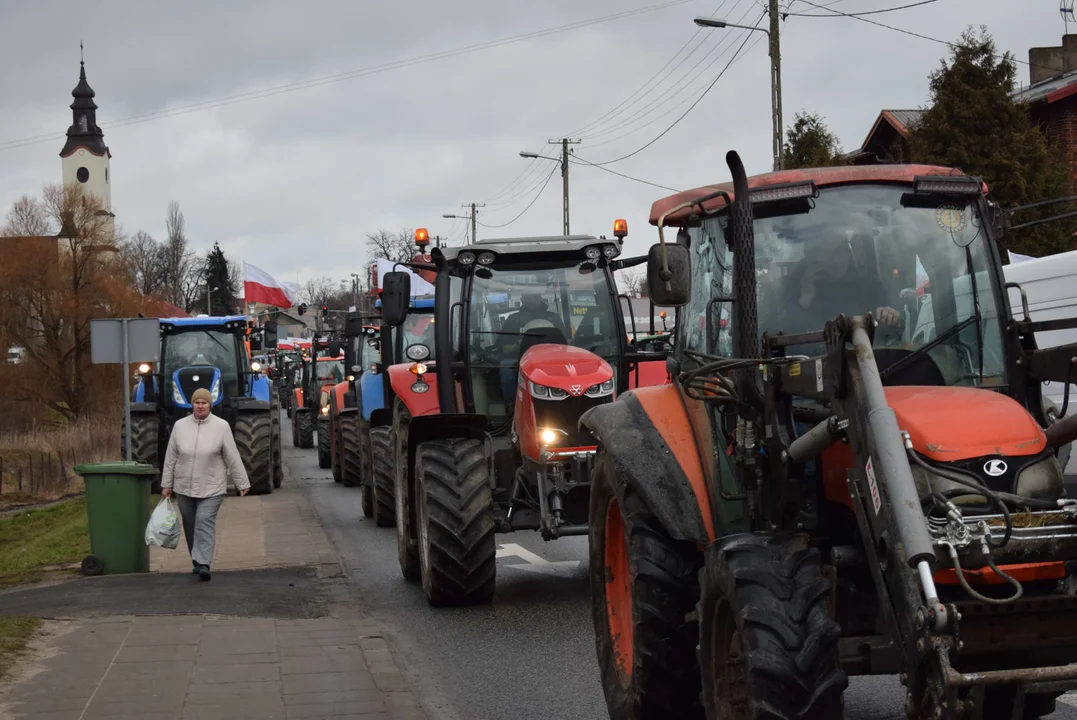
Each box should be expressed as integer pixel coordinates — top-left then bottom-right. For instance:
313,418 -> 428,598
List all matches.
198,566 -> 211,582
192,565 -> 200,574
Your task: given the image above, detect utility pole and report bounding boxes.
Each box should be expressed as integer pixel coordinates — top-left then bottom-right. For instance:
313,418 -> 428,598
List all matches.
769,0 -> 783,171
549,138 -> 581,235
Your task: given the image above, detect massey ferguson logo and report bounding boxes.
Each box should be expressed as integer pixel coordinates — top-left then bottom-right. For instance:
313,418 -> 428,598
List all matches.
983,459 -> 1008,477
569,384 -> 583,396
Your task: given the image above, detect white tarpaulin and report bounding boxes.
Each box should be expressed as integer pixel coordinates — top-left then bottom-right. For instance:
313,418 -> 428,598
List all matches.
375,258 -> 435,296
1008,250 -> 1036,264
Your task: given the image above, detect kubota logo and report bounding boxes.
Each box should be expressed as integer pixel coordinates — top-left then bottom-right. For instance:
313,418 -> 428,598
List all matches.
983,459 -> 1008,477
569,384 -> 583,396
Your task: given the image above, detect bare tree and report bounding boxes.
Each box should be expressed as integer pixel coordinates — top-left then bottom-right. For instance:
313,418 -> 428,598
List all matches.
3,194 -> 53,236
300,276 -> 337,307
616,268 -> 647,296
121,230 -> 168,296
181,255 -> 206,313
161,201 -> 194,307
365,228 -> 416,264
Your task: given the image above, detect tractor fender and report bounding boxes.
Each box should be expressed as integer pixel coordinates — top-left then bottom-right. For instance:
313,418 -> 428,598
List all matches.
294,388 -> 305,408
130,401 -> 157,414
388,364 -> 439,418
360,372 -> 386,423
369,408 -> 392,428
579,385 -> 714,545
234,397 -> 271,412
249,374 -> 273,402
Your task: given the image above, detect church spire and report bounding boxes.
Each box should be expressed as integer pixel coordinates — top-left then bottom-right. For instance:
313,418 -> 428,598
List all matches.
60,50 -> 109,158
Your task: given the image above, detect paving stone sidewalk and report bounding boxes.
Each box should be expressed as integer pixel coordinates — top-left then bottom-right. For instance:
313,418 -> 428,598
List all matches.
150,475 -> 338,573
0,615 -> 427,720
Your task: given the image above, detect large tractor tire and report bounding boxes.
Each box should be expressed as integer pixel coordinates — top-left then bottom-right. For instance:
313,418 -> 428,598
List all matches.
121,411 -> 162,494
317,417 -> 332,470
270,392 -> 283,488
294,409 -> 314,449
341,414 -> 362,488
589,451 -> 705,720
370,426 -> 395,527
359,427 -> 374,518
697,533 -> 847,720
393,402 -> 420,580
415,438 -> 496,607
235,411 -> 274,496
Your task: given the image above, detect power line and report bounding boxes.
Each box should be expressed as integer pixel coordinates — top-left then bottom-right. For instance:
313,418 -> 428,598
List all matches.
568,0 -> 737,139
588,12 -> 765,166
478,163 -> 559,229
578,0 -> 757,143
571,154 -> 681,192
784,0 -> 937,17
0,0 -> 702,153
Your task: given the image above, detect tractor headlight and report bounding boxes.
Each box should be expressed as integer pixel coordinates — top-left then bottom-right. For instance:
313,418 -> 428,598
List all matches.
250,362 -> 261,373
530,381 -> 567,400
320,405 -> 329,415
411,381 -> 430,394
406,344 -> 430,361
458,251 -> 476,266
585,378 -> 615,397
138,363 -> 151,374
210,377 -> 221,402
539,428 -> 567,446
172,382 -> 186,405
347,375 -> 355,382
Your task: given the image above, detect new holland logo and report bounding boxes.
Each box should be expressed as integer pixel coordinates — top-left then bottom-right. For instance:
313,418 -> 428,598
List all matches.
569,384 -> 583,396
983,459 -> 1008,477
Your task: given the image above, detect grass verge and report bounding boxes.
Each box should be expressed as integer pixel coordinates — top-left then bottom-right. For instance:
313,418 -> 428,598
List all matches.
0,616 -> 42,682
0,496 -> 89,587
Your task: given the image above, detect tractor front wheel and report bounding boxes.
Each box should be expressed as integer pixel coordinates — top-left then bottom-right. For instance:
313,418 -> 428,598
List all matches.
415,438 -> 496,607
121,411 -> 161,493
697,533 -> 847,720
235,411 -> 274,496
359,426 -> 373,517
341,414 -> 362,488
370,427 -> 395,527
294,410 -> 314,449
590,451 -> 704,720
393,402 -> 420,580
270,391 -> 283,488
317,417 -> 332,470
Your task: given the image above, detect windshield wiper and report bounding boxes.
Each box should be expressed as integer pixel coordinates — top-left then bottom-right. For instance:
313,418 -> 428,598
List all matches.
879,313 -> 979,381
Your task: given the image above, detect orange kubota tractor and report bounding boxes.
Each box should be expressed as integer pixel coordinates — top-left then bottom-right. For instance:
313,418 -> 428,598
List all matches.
379,222 -> 672,607
580,152 -> 1077,720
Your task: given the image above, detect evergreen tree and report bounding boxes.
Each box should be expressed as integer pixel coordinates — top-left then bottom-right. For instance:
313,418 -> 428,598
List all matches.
909,26 -> 1074,257
197,242 -> 239,314
783,112 -> 845,169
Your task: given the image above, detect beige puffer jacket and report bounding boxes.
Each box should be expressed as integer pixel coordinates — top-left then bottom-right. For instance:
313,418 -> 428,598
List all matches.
161,414 -> 251,498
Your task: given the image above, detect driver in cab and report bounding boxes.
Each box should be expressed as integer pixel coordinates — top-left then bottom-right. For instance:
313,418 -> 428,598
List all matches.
765,233 -> 901,340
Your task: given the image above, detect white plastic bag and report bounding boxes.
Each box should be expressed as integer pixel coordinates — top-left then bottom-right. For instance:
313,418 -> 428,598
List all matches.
145,497 -> 181,549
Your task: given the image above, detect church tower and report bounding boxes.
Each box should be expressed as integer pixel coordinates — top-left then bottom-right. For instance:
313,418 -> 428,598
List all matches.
59,55 -> 113,232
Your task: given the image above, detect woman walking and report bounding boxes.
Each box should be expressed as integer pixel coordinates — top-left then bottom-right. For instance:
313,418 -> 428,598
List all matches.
161,388 -> 250,581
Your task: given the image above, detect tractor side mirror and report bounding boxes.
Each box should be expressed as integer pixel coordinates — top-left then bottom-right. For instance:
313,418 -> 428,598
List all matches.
382,271 -> 411,327
328,339 -> 341,357
647,242 -> 691,307
344,317 -> 364,337
264,321 -> 278,349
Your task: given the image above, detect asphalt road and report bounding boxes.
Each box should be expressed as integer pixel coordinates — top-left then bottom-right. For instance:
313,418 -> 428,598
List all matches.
280,413 -> 1077,720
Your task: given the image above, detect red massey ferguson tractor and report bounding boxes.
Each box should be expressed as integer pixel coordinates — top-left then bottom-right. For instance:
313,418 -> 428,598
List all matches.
579,152 -> 1077,720
378,222 -> 672,606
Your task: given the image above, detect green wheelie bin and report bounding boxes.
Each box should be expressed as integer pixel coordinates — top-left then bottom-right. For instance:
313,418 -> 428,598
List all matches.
73,461 -> 158,576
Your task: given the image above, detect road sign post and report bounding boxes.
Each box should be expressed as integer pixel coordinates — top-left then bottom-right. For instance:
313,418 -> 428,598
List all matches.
90,318 -> 161,461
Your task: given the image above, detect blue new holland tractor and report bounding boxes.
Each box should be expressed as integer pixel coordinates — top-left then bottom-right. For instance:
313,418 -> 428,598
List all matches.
121,315 -> 282,495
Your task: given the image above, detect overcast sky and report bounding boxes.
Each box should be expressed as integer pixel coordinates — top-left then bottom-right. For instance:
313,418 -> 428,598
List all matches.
0,0 -> 1062,288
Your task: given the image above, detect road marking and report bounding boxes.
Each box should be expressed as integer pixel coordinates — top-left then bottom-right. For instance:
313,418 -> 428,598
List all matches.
496,543 -> 581,578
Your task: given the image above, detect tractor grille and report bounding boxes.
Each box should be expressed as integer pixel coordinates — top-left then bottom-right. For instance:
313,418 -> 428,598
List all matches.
176,366 -> 215,404
533,395 -> 610,447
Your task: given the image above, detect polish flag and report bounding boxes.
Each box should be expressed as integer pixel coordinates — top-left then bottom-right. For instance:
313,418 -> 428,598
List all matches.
244,262 -> 294,309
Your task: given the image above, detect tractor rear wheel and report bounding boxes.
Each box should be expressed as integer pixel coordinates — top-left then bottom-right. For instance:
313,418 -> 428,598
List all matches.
415,438 -> 496,607
359,428 -> 374,517
371,427 -> 395,527
698,533 -> 846,720
236,411 -> 274,496
317,417 -> 332,469
590,451 -> 704,720
270,392 -> 283,488
393,402 -> 420,580
295,410 -> 314,449
341,414 -> 362,488
121,412 -> 162,494
331,415 -> 343,482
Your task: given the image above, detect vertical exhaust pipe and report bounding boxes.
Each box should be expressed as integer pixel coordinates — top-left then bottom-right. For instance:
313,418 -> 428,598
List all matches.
726,151 -> 759,360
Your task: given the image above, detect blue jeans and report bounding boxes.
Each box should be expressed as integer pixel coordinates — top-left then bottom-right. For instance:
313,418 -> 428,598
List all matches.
176,494 -> 224,568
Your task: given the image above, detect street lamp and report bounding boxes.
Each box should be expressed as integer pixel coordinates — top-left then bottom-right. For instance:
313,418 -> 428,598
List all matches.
349,273 -> 360,311
207,285 -> 219,316
694,14 -> 783,171
519,145 -> 574,235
